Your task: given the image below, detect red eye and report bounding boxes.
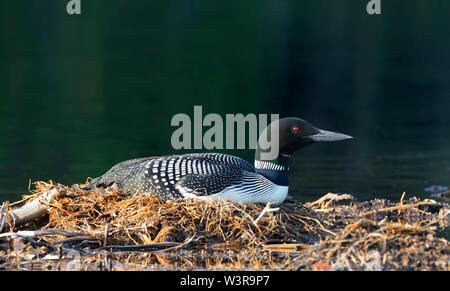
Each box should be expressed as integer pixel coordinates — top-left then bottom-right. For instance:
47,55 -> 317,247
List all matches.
291,126 -> 300,134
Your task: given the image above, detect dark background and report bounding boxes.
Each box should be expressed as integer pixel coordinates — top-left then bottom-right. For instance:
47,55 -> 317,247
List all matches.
1,0 -> 450,203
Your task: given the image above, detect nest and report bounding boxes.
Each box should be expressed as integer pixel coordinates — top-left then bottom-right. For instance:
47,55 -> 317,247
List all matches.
289,192 -> 450,271
34,181 -> 329,246
0,181 -> 449,270
290,219 -> 450,271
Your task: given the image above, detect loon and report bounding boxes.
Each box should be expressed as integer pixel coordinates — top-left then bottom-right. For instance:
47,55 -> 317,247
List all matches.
84,118 -> 352,204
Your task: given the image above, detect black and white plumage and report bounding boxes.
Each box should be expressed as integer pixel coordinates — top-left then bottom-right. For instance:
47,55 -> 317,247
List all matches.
144,153 -> 253,199
143,153 -> 286,204
84,118 -> 352,204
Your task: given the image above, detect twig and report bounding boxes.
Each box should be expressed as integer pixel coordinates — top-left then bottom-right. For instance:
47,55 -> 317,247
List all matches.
398,192 -> 406,216
98,242 -> 181,252
0,229 -> 94,239
305,193 -> 354,209
400,192 -> 406,205
104,224 -> 110,247
263,243 -> 310,252
0,188 -> 64,232
158,234 -> 196,253
0,230 -> 55,239
362,200 -> 437,217
0,202 -> 6,233
254,202 -> 279,226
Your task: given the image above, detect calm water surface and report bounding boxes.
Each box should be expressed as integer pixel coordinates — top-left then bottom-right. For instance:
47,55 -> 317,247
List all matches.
1,120 -> 449,204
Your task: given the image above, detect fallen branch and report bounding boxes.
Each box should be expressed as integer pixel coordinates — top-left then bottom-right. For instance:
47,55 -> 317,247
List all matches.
0,188 -> 64,233
0,228 -> 94,240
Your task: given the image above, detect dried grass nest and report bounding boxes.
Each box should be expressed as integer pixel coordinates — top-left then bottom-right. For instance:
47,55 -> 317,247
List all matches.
10,181 -> 333,247
288,218 -> 450,271
1,181 -> 449,270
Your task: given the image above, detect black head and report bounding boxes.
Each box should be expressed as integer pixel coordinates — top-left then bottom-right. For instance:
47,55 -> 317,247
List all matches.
257,117 -> 353,159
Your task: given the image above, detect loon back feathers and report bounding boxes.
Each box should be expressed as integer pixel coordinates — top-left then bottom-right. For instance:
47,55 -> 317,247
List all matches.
83,156 -> 159,194
144,153 -> 255,200
85,153 -> 262,201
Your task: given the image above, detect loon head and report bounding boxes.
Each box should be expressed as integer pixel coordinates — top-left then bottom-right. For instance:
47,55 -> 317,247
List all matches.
257,117 -> 353,159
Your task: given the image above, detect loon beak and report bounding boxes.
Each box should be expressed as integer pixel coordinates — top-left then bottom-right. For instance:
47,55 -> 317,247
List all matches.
308,129 -> 353,142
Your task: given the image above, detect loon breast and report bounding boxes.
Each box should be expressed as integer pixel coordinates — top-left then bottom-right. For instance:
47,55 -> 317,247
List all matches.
208,179 -> 288,205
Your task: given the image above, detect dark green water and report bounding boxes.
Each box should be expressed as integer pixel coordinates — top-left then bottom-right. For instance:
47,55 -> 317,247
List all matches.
1,0 -> 450,209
